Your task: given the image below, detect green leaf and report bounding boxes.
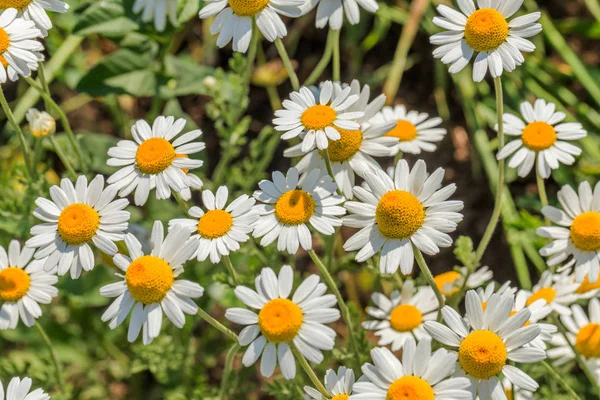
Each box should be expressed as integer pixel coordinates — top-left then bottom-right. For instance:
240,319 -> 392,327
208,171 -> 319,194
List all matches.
72,0 -> 139,36
453,236 -> 477,270
178,0 -> 202,23
159,55 -> 216,98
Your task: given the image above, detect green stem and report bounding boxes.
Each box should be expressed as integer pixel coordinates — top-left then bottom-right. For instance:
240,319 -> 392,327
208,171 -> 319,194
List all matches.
274,38 -> 299,91
196,308 -> 238,342
322,149 -> 342,196
536,160 -> 550,225
304,29 -> 334,86
222,255 -> 240,286
37,61 -> 51,111
219,342 -> 241,400
474,76 -> 505,264
35,322 -> 65,392
0,85 -> 34,179
289,342 -> 329,398
49,136 -> 77,179
413,245 -> 445,321
246,19 -> 260,85
542,361 -> 582,400
331,29 -> 341,82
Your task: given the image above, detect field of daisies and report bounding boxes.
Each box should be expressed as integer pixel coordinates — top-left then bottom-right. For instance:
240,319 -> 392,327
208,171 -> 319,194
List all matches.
1,0 -> 600,399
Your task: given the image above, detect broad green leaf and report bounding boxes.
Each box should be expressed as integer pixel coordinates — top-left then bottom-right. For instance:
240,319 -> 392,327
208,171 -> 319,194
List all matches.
72,0 -> 138,36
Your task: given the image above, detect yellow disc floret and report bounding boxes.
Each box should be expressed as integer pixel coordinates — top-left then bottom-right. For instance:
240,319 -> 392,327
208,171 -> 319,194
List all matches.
275,190 -> 316,225
570,212 -> 600,252
526,287 -> 557,307
459,330 -> 507,379
0,27 -> 10,55
125,255 -> 174,304
258,298 -> 303,343
434,271 -> 461,296
197,209 -> 234,239
136,138 -> 176,175
575,323 -> 600,358
332,395 -> 350,400
301,105 -> 337,131
577,274 -> 600,294
521,122 -> 557,152
386,376 -> 435,400
386,120 -> 418,142
389,304 -> 423,332
327,128 -> 363,162
376,190 -> 425,239
58,203 -> 100,245
228,0 -> 270,16
0,0 -> 31,10
464,8 -> 509,52
0,267 -> 31,302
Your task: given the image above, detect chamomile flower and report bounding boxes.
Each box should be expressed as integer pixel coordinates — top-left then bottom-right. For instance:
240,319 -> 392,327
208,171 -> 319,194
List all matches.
362,280 -> 438,351
300,0 -> 379,30
497,99 -> 586,178
274,81 -> 364,152
521,271 -> 578,316
106,116 -> 205,206
343,159 -> 463,274
424,292 -> 546,400
512,290 -> 556,349
26,108 -> 55,137
0,240 -> 58,329
476,281 -> 517,304
26,175 -> 130,279
225,265 -> 340,379
168,186 -> 259,263
284,80 -> 396,199
0,8 -> 43,83
252,168 -> 345,255
431,0 -> 542,82
304,367 -> 355,400
1,0 -> 68,34
369,105 -> 447,155
0,376 -> 49,400
537,182 -> 600,283
100,221 -> 203,345
199,0 -> 303,53
133,0 -> 178,32
434,266 -> 494,297
350,337 -> 473,400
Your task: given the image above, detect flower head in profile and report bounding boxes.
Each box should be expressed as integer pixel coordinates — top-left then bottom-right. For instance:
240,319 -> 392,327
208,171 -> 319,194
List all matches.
304,367 -> 355,400
252,168 -> 345,255
199,0 -> 303,53
133,0 -> 178,32
169,186 -> 259,263
434,266 -> 494,297
1,0 -> 69,35
300,0 -> 379,30
522,271 -> 578,316
26,175 -> 130,278
0,9 -> 44,83
343,159 -> 463,274
274,81 -> 364,152
225,265 -> 340,379
0,376 -> 49,400
0,240 -> 58,329
497,99 -> 586,178
26,108 -> 55,138
350,337 -> 473,400
100,221 -> 203,345
107,116 -> 205,206
431,0 -> 542,81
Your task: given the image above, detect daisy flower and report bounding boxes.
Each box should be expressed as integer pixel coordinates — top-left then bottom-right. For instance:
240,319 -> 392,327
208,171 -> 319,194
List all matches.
106,116 -> 205,206
26,175 -> 130,278
512,290 -> 556,349
225,265 -> 340,379
431,0 -> 542,82
26,108 -> 55,137
274,81 -> 364,152
168,186 -> 259,263
497,99 -> 586,178
300,0 -> 379,30
252,168 -> 345,255
424,291 -> 546,400
100,221 -> 203,345
0,9 -> 43,83
0,240 -> 58,329
362,280 -> 438,351
133,0 -> 178,32
350,337 -> 473,400
304,367 -> 355,400
199,0 -> 303,53
521,271 -> 578,316
434,266 -> 493,297
537,182 -> 600,283
1,0 -> 68,35
343,159 -> 464,274
0,376 -> 49,400
369,105 -> 447,156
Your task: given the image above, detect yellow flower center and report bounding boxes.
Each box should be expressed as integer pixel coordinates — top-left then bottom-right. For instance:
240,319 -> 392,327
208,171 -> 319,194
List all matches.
521,122 -> 557,152
258,298 -> 303,343
577,274 -> 600,294
526,287 -> 556,307
464,8 -> 509,52
274,189 -> 316,225
197,209 -> 234,239
376,190 -> 425,239
228,0 -> 270,16
327,128 -> 363,162
385,120 -> 418,142
434,271 -> 461,296
0,27 -> 10,56
570,212 -> 600,252
389,304 -> 423,332
125,255 -> 174,304
136,138 -> 176,175
575,323 -> 600,358
300,105 -> 337,131
57,203 -> 100,245
0,0 -> 31,10
459,330 -> 507,379
332,395 -> 350,400
0,267 -> 31,302
386,376 -> 434,400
